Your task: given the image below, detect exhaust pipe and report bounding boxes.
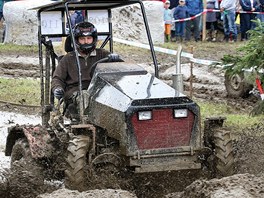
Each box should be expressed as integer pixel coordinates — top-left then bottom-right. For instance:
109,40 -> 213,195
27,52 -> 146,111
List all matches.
172,45 -> 183,93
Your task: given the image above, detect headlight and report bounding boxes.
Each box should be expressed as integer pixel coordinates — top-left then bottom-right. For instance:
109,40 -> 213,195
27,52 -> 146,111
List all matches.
174,109 -> 188,118
138,111 -> 152,121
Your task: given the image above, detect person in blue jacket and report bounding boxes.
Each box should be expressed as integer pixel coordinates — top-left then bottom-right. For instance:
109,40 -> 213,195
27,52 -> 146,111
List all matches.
185,0 -> 204,41
173,0 -> 189,41
240,0 -> 259,41
0,0 -> 13,20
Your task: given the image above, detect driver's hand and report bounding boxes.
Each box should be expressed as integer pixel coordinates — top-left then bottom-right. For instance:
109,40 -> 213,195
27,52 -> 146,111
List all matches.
54,88 -> 64,100
108,53 -> 121,62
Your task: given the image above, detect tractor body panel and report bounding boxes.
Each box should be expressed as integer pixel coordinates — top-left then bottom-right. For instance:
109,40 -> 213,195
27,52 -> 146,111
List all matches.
85,63 -> 202,172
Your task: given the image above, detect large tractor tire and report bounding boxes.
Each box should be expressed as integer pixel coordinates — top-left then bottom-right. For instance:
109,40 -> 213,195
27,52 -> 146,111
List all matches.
11,138 -> 32,166
224,72 -> 252,98
213,128 -> 234,177
64,135 -> 91,191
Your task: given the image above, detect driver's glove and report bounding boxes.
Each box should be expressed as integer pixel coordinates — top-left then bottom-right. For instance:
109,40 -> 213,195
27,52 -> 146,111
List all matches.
108,53 -> 121,62
54,88 -> 64,100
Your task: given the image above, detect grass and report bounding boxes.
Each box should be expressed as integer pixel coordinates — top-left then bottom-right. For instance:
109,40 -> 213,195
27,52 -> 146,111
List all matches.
0,43 -> 38,55
0,77 -> 40,106
199,101 -> 264,129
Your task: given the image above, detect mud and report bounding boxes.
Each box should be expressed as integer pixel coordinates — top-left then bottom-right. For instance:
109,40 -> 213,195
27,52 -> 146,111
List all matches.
1,50 -> 264,197
167,173 -> 264,198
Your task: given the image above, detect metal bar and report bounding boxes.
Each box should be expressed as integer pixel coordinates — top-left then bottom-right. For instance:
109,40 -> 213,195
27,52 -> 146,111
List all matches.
65,2 -> 85,123
132,151 -> 196,159
190,46 -> 194,99
37,10 -> 46,126
172,45 -> 184,93
138,1 -> 159,78
108,9 -> 113,53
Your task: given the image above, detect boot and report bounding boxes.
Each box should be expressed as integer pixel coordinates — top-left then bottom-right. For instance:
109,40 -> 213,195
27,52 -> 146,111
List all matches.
212,30 -> 217,42
206,30 -> 212,41
223,35 -> 229,42
180,37 -> 183,42
164,34 -> 169,42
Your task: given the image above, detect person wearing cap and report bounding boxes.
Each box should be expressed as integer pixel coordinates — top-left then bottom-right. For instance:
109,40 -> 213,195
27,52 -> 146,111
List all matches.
173,0 -> 189,42
164,0 -> 173,42
51,21 -> 110,118
206,0 -> 219,42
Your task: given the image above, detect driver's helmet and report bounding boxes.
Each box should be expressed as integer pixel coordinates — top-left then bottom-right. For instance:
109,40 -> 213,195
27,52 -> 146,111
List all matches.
73,22 -> 98,55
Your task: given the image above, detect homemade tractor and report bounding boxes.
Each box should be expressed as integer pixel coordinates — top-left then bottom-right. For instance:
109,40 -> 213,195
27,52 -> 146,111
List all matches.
5,0 -> 234,191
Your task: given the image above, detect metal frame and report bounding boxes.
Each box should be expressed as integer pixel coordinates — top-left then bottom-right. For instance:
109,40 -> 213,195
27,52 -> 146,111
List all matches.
36,0 -> 159,126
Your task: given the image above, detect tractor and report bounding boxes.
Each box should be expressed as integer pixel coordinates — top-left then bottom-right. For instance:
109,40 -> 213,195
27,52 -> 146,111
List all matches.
5,0 -> 234,191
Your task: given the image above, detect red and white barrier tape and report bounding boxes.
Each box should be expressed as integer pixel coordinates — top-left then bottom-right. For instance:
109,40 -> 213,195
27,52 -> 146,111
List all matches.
173,9 -> 264,23
256,77 -> 264,100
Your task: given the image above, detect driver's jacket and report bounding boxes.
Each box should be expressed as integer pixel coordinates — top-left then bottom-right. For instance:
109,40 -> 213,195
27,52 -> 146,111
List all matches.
51,48 -> 110,100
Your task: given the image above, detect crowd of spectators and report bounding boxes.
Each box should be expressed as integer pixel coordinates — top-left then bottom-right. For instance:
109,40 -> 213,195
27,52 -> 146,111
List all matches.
161,0 -> 264,42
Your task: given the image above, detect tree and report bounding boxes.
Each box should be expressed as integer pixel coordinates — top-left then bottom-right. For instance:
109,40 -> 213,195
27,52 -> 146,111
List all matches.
221,19 -> 264,76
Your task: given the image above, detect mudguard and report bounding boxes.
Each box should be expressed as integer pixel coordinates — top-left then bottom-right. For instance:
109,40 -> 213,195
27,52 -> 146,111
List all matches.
5,125 -> 53,158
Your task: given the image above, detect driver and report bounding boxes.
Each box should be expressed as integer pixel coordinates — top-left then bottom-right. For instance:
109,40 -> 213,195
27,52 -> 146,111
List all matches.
51,21 -> 110,106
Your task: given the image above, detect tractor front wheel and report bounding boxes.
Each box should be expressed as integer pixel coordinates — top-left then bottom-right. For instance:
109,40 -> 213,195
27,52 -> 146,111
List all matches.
213,128 -> 234,177
64,135 -> 91,191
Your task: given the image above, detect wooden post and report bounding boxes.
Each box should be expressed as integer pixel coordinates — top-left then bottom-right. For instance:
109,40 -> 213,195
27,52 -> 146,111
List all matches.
202,0 -> 207,41
190,46 -> 194,99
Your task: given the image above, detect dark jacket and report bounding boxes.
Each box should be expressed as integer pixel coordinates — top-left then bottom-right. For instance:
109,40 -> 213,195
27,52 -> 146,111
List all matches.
259,0 -> 264,11
185,0 -> 203,16
51,48 -> 110,100
239,0 -> 259,11
173,5 -> 189,20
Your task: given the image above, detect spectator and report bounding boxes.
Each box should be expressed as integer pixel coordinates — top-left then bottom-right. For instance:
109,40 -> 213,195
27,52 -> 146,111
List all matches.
70,10 -> 84,27
220,0 -> 237,42
235,0 -> 242,35
206,0 -> 219,42
169,0 -> 180,8
257,0 -> 264,22
171,6 -> 177,41
239,0 -> 259,41
173,0 -> 189,42
164,0 -> 173,42
185,0 -> 204,42
0,0 -> 13,20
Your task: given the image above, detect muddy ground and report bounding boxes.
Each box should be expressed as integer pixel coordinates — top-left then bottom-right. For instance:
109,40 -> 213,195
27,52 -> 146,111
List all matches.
1,43 -> 264,198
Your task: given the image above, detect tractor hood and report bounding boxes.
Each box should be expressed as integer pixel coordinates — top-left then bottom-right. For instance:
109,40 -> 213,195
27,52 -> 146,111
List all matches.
87,62 -> 186,113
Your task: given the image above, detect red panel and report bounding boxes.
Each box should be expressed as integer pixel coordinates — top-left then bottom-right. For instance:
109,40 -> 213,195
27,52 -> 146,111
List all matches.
131,109 -> 194,150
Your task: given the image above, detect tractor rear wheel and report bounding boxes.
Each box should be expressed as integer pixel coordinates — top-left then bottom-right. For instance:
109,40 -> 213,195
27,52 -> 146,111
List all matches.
213,128 -> 234,177
64,135 -> 91,191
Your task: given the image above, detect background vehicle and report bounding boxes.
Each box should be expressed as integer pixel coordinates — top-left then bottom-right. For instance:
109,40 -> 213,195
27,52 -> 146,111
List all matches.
5,0 -> 234,191
223,66 -> 264,99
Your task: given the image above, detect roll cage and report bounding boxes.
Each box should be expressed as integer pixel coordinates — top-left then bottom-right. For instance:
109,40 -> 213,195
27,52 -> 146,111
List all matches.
35,0 -> 158,126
